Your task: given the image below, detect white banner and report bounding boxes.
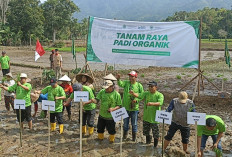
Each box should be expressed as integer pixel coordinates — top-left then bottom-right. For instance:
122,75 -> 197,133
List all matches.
87,17 -> 200,68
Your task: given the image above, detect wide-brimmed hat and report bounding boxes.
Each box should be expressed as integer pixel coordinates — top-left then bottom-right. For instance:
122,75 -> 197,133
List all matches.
76,73 -> 93,84
30,93 -> 40,102
103,73 -> 117,81
178,91 -> 188,103
5,72 -> 13,78
102,80 -> 114,89
58,75 -> 71,82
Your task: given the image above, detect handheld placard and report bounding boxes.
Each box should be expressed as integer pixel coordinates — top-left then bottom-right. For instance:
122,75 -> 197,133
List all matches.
42,100 -> 55,111
74,91 -> 89,102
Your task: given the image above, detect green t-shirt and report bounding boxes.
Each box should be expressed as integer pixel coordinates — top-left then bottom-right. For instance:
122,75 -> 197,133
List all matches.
138,91 -> 164,123
41,85 -> 65,113
8,83 -> 32,107
70,85 -> 96,110
0,56 -> 10,69
96,89 -> 122,119
197,115 -> 226,136
117,80 -> 144,111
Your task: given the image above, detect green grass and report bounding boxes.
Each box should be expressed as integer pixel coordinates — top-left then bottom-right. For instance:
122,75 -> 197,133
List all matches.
44,47 -> 86,52
201,39 -> 232,49
176,75 -> 182,79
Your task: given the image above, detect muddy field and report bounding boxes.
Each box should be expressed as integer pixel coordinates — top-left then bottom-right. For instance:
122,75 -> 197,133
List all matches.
0,47 -> 232,157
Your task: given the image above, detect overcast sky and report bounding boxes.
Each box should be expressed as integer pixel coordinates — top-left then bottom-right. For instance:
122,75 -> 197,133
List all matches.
40,0 -> 47,3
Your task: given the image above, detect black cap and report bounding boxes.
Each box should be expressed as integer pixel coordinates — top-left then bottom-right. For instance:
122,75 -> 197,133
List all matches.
55,49 -> 59,52
50,78 -> 57,85
206,118 -> 216,127
147,81 -> 158,86
72,83 -> 83,91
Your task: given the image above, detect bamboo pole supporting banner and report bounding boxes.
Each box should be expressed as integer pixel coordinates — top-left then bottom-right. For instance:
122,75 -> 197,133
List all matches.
85,17 -> 90,73
197,18 -> 202,96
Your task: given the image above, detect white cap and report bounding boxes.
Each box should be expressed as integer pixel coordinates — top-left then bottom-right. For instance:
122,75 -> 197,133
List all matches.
20,73 -> 27,78
102,80 -> 114,89
59,75 -> 71,82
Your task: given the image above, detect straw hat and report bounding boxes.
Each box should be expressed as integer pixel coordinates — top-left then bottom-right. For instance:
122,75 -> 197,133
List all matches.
5,73 -> 13,78
76,73 -> 93,84
178,91 -> 188,103
103,73 -> 117,81
58,75 -> 71,82
30,93 -> 40,102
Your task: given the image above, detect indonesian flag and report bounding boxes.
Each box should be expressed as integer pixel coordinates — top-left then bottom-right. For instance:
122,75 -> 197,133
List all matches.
35,40 -> 45,61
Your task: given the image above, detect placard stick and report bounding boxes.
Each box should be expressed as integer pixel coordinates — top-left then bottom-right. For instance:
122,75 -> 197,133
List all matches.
195,121 -> 198,157
48,106 -> 50,156
19,107 -> 22,147
40,67 -> 43,85
120,116 -> 123,157
162,118 -> 164,157
80,99 -> 83,157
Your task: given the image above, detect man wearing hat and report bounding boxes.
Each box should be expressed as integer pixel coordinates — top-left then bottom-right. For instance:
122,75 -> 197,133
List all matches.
2,73 -> 15,112
40,78 -> 66,134
65,83 -> 97,136
197,115 -> 225,157
59,75 -> 73,120
131,81 -> 164,147
0,73 -> 33,130
53,49 -> 62,79
163,91 -> 195,154
116,71 -> 144,141
0,51 -> 10,76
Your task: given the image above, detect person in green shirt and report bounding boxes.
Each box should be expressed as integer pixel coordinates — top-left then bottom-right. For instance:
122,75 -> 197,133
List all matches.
0,73 -> 32,130
39,78 -> 66,134
197,115 -> 225,157
0,51 -> 10,76
131,81 -> 164,147
65,83 -> 96,136
86,80 -> 122,143
116,71 -> 144,141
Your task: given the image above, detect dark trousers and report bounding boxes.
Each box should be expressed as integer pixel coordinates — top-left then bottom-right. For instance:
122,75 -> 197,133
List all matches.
2,69 -> 10,75
50,112 -> 63,124
4,95 -> 14,111
83,109 -> 96,127
143,121 -> 159,139
164,121 -> 190,144
97,116 -> 116,135
16,106 -> 32,122
63,104 -> 71,116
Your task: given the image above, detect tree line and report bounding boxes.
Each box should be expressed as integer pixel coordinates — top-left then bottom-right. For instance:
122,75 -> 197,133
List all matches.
0,0 -> 87,46
163,7 -> 232,40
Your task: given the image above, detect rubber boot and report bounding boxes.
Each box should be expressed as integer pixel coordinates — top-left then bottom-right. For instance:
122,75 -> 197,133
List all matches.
82,125 -> 87,135
123,131 -> 128,140
51,123 -> 56,132
109,134 -> 115,143
146,135 -> 151,144
154,138 -> 158,148
98,133 -> 104,140
132,132 -> 136,142
88,127 -> 94,135
59,124 -> 64,134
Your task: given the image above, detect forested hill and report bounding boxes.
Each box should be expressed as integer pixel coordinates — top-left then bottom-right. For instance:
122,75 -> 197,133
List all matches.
73,0 -> 232,21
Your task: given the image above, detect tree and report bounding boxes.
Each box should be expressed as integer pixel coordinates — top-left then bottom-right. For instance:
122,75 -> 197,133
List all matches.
7,0 -> 44,45
0,0 -> 10,24
218,29 -> 227,41
42,0 -> 79,42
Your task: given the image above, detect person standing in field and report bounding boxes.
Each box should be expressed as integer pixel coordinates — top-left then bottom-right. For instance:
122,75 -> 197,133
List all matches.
39,78 -> 66,134
0,51 -> 10,76
59,75 -> 73,121
65,83 -> 96,136
197,115 -> 225,157
163,91 -> 196,154
49,49 -> 55,70
53,49 -> 62,79
130,81 -> 164,147
2,73 -> 15,112
0,73 -> 33,130
116,71 -> 144,141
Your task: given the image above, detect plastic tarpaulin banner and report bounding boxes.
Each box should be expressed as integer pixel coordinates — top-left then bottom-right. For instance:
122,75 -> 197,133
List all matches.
87,17 -> 200,68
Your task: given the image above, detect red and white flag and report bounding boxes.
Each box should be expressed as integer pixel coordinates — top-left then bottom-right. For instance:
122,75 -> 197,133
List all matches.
35,40 -> 45,61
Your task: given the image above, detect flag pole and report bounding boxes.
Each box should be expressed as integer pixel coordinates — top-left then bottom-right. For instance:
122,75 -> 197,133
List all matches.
85,16 -> 90,73
197,17 -> 202,96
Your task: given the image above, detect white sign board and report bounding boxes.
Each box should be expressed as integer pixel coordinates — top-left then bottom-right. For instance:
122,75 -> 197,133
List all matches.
42,100 -> 55,111
74,91 -> 89,102
155,110 -> 172,124
111,107 -> 129,123
187,112 -> 206,125
14,99 -> 26,109
87,17 -> 199,68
